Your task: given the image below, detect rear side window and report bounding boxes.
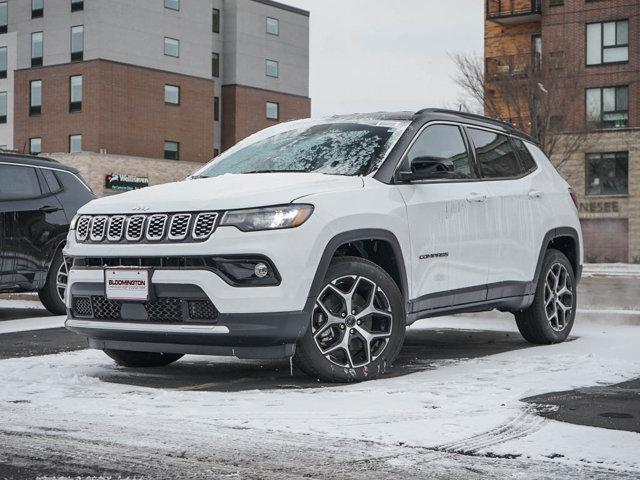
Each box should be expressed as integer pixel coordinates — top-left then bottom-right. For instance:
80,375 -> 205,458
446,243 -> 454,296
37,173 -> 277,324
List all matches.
467,128 -> 523,179
511,138 -> 537,173
406,124 -> 474,179
0,164 -> 42,200
41,168 -> 62,193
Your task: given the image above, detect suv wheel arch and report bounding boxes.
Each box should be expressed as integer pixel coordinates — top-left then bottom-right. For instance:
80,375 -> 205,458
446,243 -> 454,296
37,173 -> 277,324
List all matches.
531,227 -> 581,295
305,229 -> 409,312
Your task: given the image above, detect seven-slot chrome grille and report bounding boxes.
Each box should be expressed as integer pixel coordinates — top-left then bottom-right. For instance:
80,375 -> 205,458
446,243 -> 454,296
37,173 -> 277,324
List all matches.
76,212 -> 218,243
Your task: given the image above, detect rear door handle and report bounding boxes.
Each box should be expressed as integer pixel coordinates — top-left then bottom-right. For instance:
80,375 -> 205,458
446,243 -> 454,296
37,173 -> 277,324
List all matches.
528,190 -> 543,199
466,193 -> 487,204
39,205 -> 62,213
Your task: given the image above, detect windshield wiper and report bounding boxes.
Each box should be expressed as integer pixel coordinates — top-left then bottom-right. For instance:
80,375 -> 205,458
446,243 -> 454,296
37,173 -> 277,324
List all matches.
242,169 -> 309,174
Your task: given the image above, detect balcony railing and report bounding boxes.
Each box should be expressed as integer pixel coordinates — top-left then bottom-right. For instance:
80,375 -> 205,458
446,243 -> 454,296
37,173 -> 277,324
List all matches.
486,0 -> 542,24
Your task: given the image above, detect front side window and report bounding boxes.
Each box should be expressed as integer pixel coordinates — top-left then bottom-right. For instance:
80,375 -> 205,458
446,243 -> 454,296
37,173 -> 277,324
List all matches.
404,124 -> 474,180
29,137 -> 41,155
0,165 -> 41,200
164,37 -> 179,57
587,20 -> 628,66
71,0 -> 84,12
0,2 -> 8,34
0,91 -> 6,123
30,80 -> 42,115
32,0 -> 43,18
164,140 -> 179,160
267,17 -> 279,35
69,134 -> 82,153
31,32 -> 43,67
198,121 -> 408,178
212,8 -> 220,33
164,0 -> 179,11
586,85 -> 628,129
71,25 -> 84,61
586,152 -> 628,196
212,52 -> 219,77
164,84 -> 179,105
266,101 -> 279,120
467,128 -> 523,179
0,46 -> 6,78
70,75 -> 82,112
266,59 -> 279,78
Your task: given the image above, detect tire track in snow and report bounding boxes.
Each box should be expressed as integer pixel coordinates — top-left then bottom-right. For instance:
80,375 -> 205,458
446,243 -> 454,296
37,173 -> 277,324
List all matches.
434,405 -> 546,456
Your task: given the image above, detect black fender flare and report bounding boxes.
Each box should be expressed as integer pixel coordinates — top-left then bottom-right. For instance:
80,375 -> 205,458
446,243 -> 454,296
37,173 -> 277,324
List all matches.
531,226 -> 582,294
303,228 -> 409,313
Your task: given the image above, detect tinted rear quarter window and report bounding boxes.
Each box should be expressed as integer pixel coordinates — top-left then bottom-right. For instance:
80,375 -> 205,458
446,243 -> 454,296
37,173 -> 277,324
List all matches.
0,164 -> 42,200
511,138 -> 538,173
41,168 -> 62,193
467,128 -> 524,179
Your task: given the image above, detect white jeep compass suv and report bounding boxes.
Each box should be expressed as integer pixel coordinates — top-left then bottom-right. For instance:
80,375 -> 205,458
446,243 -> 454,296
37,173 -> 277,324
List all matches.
65,109 -> 582,382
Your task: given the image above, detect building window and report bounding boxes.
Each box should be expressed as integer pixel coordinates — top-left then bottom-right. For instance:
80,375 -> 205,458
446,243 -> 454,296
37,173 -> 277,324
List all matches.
70,75 -> 82,112
266,101 -> 279,120
69,134 -> 82,153
212,8 -> 220,33
29,137 -> 41,155
586,152 -> 628,196
71,0 -> 84,12
0,2 -> 8,34
532,34 -> 542,72
214,96 -> 220,121
30,80 -> 42,116
71,25 -> 84,61
164,37 -> 179,57
164,0 -> 179,11
266,59 -> 279,78
213,148 -> 219,157
587,20 -> 628,66
267,17 -> 279,36
32,0 -> 43,19
31,32 -> 43,67
0,91 -> 6,123
586,86 -> 628,129
212,52 -> 219,77
0,46 -> 6,78
164,141 -> 179,160
164,84 -> 180,105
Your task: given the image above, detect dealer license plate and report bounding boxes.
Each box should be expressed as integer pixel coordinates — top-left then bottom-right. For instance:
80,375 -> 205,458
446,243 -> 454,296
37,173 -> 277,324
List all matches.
104,268 -> 150,301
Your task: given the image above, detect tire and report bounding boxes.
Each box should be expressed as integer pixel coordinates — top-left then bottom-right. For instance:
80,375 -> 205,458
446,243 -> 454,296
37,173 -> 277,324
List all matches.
294,256 -> 406,382
38,249 -> 68,315
104,350 -> 184,368
515,249 -> 576,344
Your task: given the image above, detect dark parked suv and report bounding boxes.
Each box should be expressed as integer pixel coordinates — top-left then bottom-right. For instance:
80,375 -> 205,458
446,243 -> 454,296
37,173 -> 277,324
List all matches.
0,153 -> 94,314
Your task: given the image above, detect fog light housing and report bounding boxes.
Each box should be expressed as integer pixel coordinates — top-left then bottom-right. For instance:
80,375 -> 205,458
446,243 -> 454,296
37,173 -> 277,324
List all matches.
254,262 -> 269,278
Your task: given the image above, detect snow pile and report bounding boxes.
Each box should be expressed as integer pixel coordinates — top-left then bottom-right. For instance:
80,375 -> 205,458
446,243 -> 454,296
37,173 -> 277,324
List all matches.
583,263 -> 640,277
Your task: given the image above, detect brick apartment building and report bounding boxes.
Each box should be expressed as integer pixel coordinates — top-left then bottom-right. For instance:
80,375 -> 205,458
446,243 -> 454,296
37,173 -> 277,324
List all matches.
485,0 -> 639,263
0,0 -> 310,194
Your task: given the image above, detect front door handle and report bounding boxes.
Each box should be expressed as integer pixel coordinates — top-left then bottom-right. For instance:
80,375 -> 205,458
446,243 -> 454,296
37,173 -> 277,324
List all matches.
39,205 -> 62,213
466,193 -> 487,204
528,190 -> 543,199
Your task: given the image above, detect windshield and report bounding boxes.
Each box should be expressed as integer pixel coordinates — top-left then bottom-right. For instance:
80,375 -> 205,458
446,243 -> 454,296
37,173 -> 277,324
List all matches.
196,121 -> 408,178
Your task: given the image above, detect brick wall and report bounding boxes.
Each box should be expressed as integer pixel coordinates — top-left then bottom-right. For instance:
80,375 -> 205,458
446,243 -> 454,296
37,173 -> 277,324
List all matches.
221,84 -> 311,151
14,59 -> 215,163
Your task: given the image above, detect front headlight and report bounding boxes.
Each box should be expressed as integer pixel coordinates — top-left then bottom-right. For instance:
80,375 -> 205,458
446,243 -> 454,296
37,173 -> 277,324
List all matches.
69,214 -> 80,230
220,204 -> 314,232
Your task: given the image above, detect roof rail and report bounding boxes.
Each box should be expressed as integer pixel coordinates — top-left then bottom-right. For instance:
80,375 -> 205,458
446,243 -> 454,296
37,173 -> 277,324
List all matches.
415,108 -> 519,131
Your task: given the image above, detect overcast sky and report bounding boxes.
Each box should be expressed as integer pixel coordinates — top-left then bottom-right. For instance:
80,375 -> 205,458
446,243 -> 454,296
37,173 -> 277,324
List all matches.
283,0 -> 483,117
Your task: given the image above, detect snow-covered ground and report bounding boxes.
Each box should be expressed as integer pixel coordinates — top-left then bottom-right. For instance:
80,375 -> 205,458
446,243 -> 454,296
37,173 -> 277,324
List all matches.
1,315 -> 639,478
583,263 -> 640,277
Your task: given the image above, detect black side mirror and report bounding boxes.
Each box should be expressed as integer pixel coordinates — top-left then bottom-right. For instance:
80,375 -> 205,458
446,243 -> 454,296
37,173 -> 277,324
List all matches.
397,156 -> 455,182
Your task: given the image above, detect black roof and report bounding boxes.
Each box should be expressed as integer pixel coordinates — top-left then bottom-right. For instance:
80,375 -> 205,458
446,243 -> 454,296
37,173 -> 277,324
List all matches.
414,108 -> 538,144
0,152 -> 80,174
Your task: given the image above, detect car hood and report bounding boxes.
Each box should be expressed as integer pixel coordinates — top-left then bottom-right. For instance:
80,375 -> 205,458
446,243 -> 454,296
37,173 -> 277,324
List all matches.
79,173 -> 364,214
